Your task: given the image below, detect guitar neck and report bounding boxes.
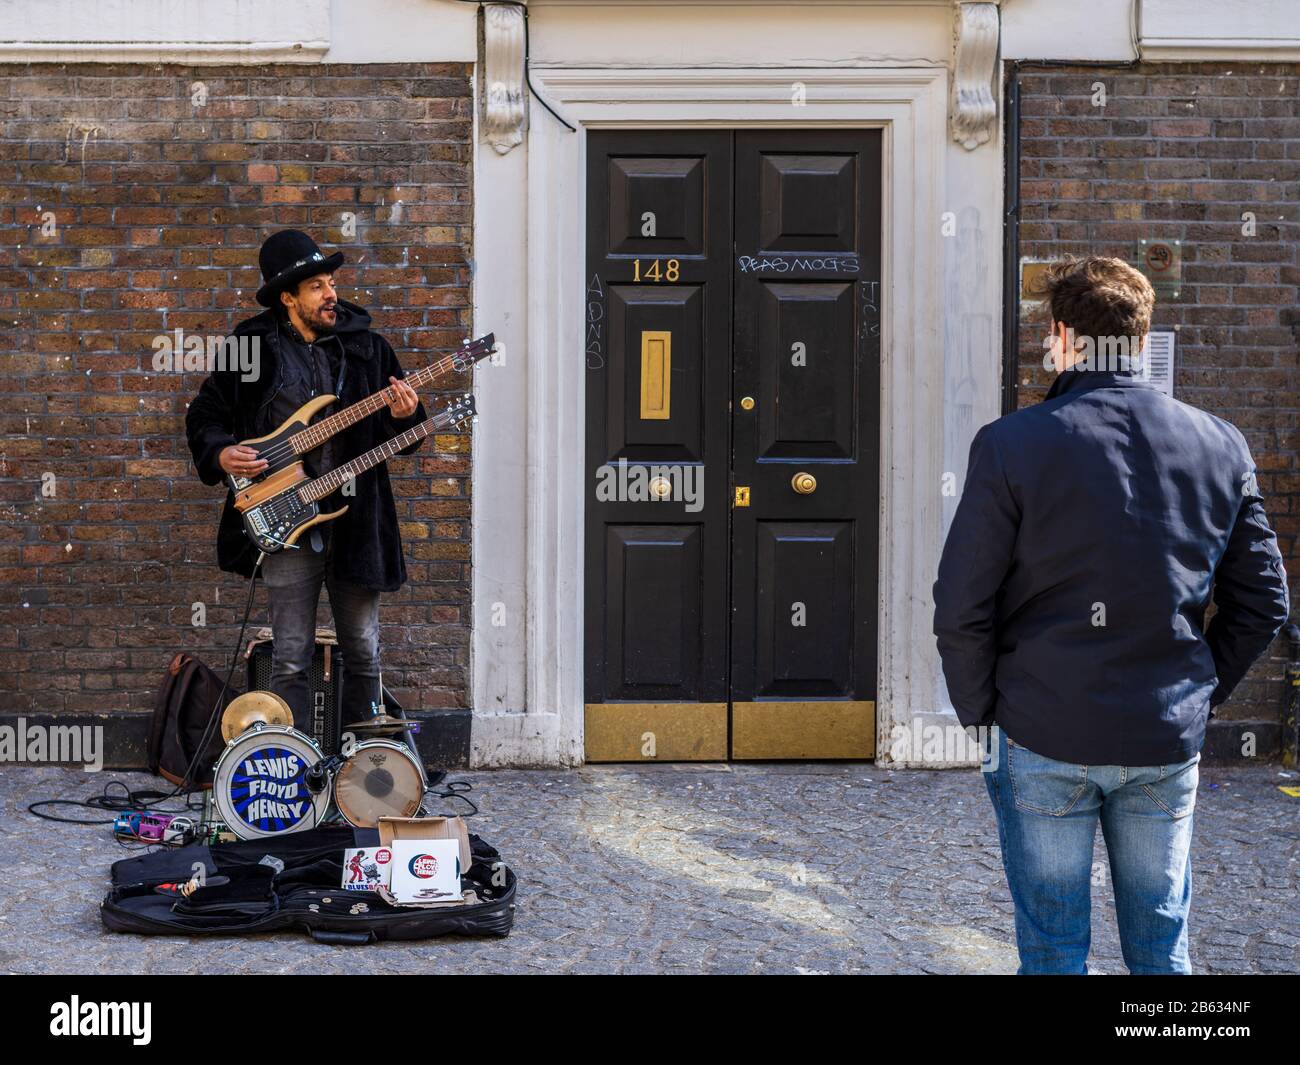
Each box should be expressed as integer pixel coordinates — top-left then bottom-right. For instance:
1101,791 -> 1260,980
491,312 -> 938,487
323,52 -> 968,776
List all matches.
299,405 -> 464,503
287,352 -> 462,453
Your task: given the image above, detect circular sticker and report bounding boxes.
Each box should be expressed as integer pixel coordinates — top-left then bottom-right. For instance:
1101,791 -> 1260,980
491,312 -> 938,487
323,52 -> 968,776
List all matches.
227,743 -> 313,833
408,853 -> 440,879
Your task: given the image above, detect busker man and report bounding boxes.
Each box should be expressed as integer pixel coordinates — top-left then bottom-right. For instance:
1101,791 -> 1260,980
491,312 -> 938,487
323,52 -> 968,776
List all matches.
186,229 -> 427,728
933,256 -> 1290,974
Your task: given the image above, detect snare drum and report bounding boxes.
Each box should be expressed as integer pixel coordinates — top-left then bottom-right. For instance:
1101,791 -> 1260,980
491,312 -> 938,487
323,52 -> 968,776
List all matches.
212,723 -> 330,840
332,739 -> 426,828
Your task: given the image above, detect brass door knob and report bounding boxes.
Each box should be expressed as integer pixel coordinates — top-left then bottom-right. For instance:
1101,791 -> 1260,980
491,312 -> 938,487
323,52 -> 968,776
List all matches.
739,396 -> 755,411
791,472 -> 817,495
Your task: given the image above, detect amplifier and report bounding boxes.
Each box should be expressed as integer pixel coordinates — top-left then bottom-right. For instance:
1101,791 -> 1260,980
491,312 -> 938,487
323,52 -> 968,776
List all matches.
245,627 -> 342,756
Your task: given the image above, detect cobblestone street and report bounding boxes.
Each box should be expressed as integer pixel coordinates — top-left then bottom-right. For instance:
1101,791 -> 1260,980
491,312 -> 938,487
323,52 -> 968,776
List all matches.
2,761 -> 1297,975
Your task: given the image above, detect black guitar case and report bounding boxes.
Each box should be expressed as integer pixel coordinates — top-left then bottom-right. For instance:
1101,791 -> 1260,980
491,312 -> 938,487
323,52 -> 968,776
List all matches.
100,825 -> 515,944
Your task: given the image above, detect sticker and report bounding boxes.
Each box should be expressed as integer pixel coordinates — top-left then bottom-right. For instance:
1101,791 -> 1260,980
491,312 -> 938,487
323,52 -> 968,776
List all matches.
342,847 -> 393,891
227,743 -> 314,833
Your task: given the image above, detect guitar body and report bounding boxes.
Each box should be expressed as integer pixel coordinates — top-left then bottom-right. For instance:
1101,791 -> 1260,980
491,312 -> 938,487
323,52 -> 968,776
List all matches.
220,334 -> 495,501
232,393 -> 476,556
224,394 -> 338,497
232,458 -> 349,554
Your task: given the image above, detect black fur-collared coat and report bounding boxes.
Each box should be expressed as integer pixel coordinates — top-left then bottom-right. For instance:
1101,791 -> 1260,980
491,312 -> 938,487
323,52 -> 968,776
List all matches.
184,300 -> 427,591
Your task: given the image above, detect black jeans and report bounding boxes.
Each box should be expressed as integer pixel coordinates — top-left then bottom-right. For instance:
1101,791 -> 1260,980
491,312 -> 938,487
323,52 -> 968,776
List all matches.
260,529 -> 382,731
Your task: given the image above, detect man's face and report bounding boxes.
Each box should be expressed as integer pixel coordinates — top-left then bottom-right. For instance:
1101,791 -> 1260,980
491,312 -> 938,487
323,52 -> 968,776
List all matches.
282,272 -> 338,334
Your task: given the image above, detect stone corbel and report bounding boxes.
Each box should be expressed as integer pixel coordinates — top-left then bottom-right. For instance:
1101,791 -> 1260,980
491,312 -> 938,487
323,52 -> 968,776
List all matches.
482,2 -> 527,154
950,1 -> 1000,150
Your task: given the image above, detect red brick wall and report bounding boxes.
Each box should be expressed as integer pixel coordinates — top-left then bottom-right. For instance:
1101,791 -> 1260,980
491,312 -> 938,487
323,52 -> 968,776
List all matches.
0,63 -> 474,715
1015,62 -> 1299,734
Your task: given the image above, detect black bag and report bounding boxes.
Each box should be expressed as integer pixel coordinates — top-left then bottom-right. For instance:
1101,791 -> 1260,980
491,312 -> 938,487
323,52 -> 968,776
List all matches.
147,652 -> 239,789
100,826 -> 515,943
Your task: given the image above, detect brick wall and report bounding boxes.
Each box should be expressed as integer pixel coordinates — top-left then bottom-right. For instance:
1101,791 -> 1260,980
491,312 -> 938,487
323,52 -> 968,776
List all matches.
1015,62 -> 1299,743
0,63 -> 474,719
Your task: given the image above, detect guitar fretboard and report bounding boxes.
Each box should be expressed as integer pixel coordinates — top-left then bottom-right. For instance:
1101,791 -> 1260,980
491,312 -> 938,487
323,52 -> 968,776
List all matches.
287,338 -> 488,453
298,401 -> 471,503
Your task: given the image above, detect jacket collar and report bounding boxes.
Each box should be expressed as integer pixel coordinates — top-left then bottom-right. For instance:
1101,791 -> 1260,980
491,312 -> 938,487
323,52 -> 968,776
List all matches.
1045,364 -> 1151,401
280,317 -> 343,350
270,313 -> 371,361
233,300 -> 375,360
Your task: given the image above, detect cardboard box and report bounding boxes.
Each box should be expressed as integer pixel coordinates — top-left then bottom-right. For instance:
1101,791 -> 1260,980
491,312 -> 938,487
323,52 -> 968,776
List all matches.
377,816 -> 473,907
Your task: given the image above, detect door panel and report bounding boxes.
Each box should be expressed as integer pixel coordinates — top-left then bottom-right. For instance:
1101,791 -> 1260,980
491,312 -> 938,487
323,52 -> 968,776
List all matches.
607,155 -> 707,256
730,130 -> 881,759
756,151 -> 858,252
584,132 -> 732,760
756,282 -> 857,459
606,285 -> 705,462
604,524 -> 703,697
754,520 -> 855,696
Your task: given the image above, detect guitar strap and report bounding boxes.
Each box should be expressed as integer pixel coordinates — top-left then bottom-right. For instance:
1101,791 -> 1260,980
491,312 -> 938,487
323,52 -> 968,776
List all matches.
311,337 -> 348,555
331,334 -> 347,398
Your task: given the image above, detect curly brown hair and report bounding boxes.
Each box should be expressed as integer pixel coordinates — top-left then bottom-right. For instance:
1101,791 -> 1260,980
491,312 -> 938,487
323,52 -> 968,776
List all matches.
1034,256 -> 1155,343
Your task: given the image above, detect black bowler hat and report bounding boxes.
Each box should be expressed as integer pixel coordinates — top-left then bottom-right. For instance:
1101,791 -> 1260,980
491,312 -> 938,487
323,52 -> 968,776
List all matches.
255,229 -> 345,307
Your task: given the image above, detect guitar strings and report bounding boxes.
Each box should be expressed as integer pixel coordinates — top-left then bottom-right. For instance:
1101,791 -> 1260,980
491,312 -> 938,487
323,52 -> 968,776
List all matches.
294,401 -> 467,503
243,344 -> 484,469
249,352 -> 462,466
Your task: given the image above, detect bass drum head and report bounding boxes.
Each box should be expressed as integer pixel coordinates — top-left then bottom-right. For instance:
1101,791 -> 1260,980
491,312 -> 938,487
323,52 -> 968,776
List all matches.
333,740 -> 425,828
212,724 -> 330,840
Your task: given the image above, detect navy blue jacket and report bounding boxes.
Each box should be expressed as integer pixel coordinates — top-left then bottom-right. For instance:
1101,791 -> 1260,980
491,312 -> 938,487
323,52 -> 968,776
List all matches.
933,368 -> 1290,765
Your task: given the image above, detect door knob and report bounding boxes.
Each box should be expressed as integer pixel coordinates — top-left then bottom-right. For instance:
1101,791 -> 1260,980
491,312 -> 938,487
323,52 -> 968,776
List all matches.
739,396 -> 755,411
791,472 -> 817,495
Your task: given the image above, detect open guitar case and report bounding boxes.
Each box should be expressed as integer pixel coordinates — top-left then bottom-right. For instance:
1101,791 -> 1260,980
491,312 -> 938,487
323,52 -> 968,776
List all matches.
100,825 -> 516,944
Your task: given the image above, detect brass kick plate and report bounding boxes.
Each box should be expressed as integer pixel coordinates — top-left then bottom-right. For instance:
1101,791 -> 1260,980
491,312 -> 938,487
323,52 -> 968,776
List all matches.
733,486 -> 750,507
731,700 -> 876,760
585,702 -> 728,762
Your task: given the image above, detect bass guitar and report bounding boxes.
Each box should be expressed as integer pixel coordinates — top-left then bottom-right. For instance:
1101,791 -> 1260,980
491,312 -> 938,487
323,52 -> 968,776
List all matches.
234,394 -> 476,554
226,333 -> 494,497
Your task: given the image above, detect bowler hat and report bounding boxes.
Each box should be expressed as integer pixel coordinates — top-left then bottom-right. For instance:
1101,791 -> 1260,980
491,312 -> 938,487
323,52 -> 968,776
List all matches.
255,229 -> 345,307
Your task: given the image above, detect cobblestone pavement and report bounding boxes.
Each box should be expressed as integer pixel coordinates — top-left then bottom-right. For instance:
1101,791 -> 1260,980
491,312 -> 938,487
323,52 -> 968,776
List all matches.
1,761 -> 1297,974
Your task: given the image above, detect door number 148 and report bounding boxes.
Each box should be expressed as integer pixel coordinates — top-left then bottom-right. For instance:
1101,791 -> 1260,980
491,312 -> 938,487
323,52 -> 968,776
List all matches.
633,258 -> 680,282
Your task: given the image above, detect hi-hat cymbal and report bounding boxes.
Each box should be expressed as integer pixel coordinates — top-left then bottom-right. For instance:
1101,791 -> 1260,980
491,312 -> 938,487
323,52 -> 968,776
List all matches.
221,690 -> 293,742
344,712 -> 408,732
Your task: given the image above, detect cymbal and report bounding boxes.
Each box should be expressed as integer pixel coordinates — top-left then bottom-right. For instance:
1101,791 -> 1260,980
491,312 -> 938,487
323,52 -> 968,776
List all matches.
344,712 -> 409,732
221,690 -> 293,742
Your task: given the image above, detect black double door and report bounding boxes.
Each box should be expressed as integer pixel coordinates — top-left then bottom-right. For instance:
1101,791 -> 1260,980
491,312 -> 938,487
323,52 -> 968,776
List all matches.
583,129 -> 880,761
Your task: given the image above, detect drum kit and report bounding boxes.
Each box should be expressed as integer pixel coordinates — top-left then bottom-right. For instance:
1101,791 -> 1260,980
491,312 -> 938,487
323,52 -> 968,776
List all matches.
211,690 -> 428,840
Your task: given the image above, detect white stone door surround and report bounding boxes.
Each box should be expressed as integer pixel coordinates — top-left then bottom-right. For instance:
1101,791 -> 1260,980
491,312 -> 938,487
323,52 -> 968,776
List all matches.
470,64 -> 990,767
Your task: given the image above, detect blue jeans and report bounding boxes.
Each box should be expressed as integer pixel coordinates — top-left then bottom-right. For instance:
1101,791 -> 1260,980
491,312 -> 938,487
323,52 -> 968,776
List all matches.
982,725 -> 1199,974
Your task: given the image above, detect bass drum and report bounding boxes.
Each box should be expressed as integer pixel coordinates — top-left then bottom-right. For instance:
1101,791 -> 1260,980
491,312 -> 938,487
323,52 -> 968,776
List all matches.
333,740 -> 426,828
212,724 -> 330,840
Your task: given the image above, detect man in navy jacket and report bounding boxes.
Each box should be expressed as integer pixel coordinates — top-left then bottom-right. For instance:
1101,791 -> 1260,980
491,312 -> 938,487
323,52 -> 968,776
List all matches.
933,257 -> 1289,974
